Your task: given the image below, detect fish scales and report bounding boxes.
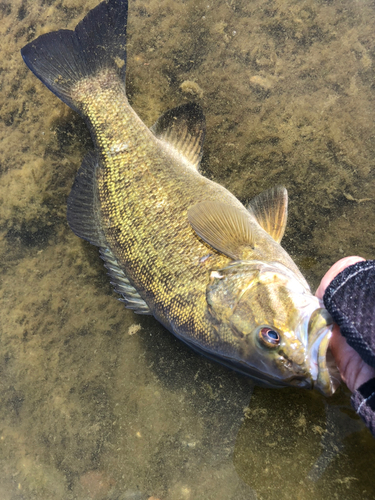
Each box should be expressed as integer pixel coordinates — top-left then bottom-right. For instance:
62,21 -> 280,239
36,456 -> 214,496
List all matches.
75,69 -> 300,351
21,0 -> 340,395
74,70 -> 234,343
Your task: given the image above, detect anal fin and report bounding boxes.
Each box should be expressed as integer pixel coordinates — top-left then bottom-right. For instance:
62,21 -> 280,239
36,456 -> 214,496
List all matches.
151,103 -> 205,170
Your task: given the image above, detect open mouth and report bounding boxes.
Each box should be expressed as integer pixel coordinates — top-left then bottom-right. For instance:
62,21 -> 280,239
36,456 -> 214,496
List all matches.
308,308 -> 341,396
314,329 -> 341,396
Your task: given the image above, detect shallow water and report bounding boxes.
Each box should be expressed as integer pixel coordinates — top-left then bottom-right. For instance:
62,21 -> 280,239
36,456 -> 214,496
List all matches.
1,0 -> 375,499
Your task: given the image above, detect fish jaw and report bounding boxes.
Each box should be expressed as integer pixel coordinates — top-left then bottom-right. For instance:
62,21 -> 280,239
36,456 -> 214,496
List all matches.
307,307 -> 341,396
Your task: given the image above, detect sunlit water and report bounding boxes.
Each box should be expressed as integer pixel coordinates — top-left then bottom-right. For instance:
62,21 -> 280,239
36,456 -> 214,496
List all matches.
1,0 -> 375,499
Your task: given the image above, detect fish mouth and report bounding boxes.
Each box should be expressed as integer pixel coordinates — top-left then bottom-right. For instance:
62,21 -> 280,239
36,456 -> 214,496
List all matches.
307,308 -> 341,396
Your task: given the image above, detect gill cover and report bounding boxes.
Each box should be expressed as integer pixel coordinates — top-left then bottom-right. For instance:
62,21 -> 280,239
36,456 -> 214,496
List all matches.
207,260 -> 309,334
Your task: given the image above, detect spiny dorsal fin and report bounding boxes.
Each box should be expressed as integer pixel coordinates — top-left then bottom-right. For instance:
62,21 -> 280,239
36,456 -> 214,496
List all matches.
67,151 -> 105,247
100,248 -> 151,315
151,102 -> 205,170
247,186 -> 288,243
67,152 -> 150,315
188,201 -> 254,260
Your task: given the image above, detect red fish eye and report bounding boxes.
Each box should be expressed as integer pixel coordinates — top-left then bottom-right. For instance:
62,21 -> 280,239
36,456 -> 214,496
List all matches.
259,327 -> 280,348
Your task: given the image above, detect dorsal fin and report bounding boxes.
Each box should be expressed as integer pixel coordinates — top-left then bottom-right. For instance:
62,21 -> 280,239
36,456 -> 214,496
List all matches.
67,152 -> 151,315
247,186 -> 288,243
188,201 -> 254,260
100,248 -> 151,315
151,103 -> 205,170
67,151 -> 105,247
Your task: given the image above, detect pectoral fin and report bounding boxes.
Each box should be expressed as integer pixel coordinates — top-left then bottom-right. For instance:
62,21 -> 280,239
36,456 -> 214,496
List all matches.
188,201 -> 254,260
247,186 -> 288,243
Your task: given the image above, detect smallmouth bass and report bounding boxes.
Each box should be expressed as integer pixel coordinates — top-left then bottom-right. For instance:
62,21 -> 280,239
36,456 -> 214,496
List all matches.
21,0 -> 339,395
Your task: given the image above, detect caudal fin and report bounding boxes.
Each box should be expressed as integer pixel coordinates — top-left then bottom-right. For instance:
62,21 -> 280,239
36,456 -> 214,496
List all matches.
21,0 -> 128,114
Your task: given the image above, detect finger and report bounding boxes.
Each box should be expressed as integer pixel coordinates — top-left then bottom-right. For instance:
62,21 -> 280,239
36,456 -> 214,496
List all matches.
329,326 -> 357,392
330,325 -> 375,392
329,325 -> 352,370
315,256 -> 365,299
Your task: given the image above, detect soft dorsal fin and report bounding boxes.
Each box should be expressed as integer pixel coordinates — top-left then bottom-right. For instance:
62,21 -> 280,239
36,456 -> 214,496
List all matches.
67,151 -> 105,247
247,186 -> 288,243
188,201 -> 254,260
151,103 -> 205,169
67,152 -> 151,315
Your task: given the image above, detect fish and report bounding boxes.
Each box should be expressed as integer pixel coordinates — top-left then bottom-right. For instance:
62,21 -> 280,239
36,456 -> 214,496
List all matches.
21,0 -> 340,396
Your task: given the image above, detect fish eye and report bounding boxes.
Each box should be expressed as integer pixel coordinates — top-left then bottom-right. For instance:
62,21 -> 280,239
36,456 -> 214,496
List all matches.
259,327 -> 281,348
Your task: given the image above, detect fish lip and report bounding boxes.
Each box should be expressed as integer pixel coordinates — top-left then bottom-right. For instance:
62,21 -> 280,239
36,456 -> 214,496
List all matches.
285,376 -> 313,390
307,308 -> 341,396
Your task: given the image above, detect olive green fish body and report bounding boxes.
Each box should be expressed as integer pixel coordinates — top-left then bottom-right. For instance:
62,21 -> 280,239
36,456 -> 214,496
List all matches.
75,70 -> 231,342
74,68 -> 303,354
21,0 -> 340,395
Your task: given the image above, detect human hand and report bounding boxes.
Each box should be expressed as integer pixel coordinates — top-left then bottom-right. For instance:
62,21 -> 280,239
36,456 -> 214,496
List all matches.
316,256 -> 375,393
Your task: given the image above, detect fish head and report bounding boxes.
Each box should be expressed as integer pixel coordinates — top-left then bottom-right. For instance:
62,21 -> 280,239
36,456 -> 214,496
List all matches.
207,260 -> 340,395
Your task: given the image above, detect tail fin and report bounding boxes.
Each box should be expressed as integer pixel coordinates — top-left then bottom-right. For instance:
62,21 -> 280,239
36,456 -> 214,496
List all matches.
21,0 -> 128,114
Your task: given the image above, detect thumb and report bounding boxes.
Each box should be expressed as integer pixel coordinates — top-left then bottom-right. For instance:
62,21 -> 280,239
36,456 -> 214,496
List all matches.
315,256 -> 365,300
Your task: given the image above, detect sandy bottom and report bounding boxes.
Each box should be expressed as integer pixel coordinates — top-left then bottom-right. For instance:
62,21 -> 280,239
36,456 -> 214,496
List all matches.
0,0 -> 375,498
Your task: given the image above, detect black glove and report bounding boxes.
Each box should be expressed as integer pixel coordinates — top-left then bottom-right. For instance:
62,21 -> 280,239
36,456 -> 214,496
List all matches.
323,259 -> 375,437
323,259 -> 375,368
